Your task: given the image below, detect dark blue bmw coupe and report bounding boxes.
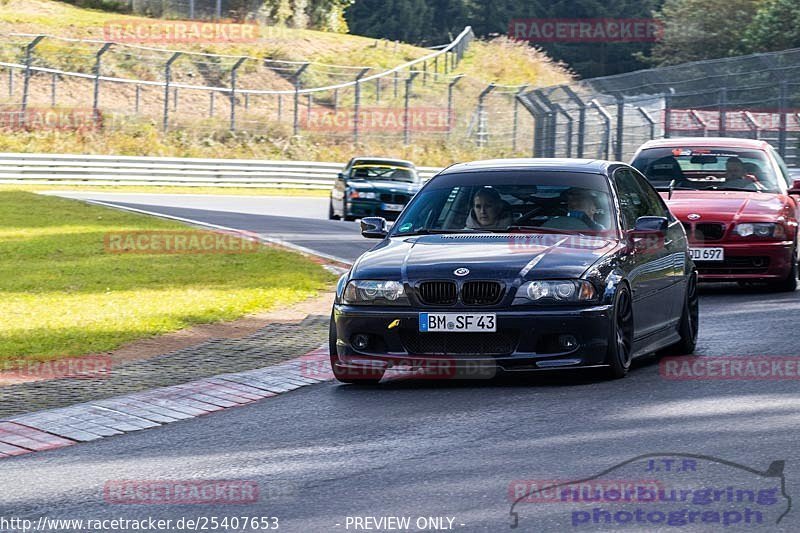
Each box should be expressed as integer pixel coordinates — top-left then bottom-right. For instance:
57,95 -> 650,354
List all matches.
330,159 -> 698,383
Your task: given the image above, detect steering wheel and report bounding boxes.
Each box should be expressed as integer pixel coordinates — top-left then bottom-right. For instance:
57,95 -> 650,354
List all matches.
515,206 -> 568,226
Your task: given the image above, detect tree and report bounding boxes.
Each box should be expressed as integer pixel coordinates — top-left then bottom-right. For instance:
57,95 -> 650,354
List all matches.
345,0 -> 433,43
643,0 -> 760,66
741,0 -> 800,53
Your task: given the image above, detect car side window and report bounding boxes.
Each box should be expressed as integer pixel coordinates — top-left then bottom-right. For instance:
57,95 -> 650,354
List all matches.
631,170 -> 671,220
613,168 -> 650,230
769,146 -> 792,189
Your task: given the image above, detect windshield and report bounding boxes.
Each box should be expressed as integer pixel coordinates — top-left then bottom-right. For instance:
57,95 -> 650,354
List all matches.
391,171 -> 616,236
631,147 -> 782,193
349,164 -> 418,183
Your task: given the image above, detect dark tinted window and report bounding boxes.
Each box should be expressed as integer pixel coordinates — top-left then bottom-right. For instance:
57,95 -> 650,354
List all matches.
631,147 -> 780,193
613,168 -> 663,229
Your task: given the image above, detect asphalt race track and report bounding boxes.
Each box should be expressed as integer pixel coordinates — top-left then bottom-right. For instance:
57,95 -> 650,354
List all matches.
4,192 -> 799,532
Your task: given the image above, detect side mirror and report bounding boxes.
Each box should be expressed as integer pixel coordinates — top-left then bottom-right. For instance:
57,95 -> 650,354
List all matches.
337,172 -> 346,181
360,217 -> 388,239
788,178 -> 800,195
630,216 -> 668,254
634,216 -> 668,232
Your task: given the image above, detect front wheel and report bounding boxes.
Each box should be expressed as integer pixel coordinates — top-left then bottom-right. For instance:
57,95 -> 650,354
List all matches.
328,199 -> 339,220
659,272 -> 699,357
768,245 -> 798,292
603,284 -> 634,380
329,313 -> 384,384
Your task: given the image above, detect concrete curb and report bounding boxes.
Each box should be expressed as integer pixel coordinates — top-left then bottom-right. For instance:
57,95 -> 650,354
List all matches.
0,345 -> 330,459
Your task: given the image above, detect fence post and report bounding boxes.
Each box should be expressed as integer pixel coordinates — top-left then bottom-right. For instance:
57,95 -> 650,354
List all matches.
353,67 -> 371,144
189,0 -> 195,19
292,63 -> 309,137
422,60 -> 427,85
209,91 -> 215,117
215,0 -> 222,19
173,87 -> 178,111
561,85 -> 586,158
229,57 -> 246,131
162,53 -> 181,131
50,72 -> 57,107
433,56 -> 438,80
718,87 -> 727,136
333,89 -> 338,112
638,107 -> 656,140
664,88 -> 675,138
277,94 -> 282,121
476,83 -> 496,148
135,84 -> 141,114
532,90 -> 558,157
779,81 -> 788,157
92,43 -> 112,125
554,104 -> 573,157
512,84 -> 529,153
614,94 -> 624,161
7,69 -> 13,98
404,72 -> 420,145
21,35 -> 45,126
523,96 -> 547,157
375,77 -> 381,103
447,75 -> 464,137
590,99 -> 612,159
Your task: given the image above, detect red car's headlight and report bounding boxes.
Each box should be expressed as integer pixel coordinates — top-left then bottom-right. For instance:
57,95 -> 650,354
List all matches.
733,223 -> 785,239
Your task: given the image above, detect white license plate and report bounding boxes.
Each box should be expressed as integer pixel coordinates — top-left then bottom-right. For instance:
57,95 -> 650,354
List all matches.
382,203 -> 405,212
419,313 -> 496,332
690,247 -> 724,261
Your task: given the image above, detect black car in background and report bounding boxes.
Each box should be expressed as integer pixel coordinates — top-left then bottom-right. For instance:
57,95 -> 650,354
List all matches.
329,157 -> 422,221
330,159 -> 699,383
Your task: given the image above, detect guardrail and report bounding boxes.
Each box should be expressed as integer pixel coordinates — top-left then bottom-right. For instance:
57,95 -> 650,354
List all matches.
0,153 -> 444,189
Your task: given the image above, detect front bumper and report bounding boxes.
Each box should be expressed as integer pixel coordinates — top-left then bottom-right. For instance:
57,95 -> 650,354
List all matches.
332,304 -> 614,375
691,240 -> 793,281
346,200 -> 405,220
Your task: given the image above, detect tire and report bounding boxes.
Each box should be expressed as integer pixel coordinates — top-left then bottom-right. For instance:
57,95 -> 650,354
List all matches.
603,284 -> 634,380
329,313 -> 384,384
328,199 -> 339,220
342,199 -> 356,221
659,272 -> 699,357
768,244 -> 798,292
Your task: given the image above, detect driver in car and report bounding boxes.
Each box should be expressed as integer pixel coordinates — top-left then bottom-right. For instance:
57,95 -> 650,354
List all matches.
566,188 -> 605,230
723,157 -> 761,191
465,187 -> 513,229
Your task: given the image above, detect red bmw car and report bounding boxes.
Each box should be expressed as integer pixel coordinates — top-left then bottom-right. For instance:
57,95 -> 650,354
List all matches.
631,138 -> 800,291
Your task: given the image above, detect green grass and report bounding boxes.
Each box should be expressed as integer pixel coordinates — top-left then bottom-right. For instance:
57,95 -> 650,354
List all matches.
0,189 -> 335,364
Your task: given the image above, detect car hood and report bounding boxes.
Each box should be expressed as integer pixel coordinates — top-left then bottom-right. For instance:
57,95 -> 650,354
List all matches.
347,180 -> 420,193
353,233 -> 621,281
662,190 -> 793,223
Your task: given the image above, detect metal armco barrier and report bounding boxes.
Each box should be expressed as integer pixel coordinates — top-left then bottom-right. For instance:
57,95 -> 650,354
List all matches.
0,153 -> 443,189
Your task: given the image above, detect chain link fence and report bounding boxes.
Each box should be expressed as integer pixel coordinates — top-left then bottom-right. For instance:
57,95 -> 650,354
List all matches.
0,26 -> 537,153
520,48 -> 800,166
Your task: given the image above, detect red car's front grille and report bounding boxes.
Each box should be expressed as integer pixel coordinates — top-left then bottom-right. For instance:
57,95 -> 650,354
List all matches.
683,222 -> 726,242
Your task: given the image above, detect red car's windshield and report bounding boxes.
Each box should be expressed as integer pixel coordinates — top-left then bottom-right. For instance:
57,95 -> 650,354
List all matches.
632,147 -> 782,193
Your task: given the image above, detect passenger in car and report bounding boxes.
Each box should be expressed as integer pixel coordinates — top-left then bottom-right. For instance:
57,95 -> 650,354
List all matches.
465,187 -> 513,229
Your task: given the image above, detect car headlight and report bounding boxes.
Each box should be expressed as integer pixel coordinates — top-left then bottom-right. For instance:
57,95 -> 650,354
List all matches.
733,223 -> 785,239
343,280 -> 408,305
514,280 -> 597,303
349,190 -> 377,200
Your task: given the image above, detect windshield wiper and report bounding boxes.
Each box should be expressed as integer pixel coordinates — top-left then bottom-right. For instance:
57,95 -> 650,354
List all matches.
396,229 -> 477,236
